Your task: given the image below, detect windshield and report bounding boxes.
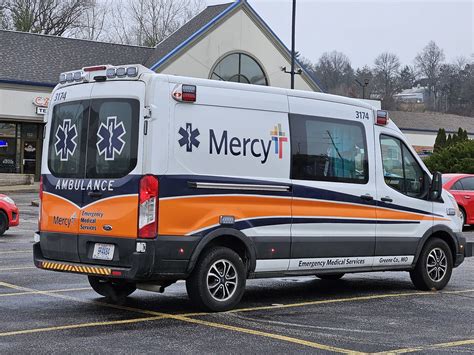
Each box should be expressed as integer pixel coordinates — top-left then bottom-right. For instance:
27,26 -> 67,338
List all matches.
48,98 -> 139,179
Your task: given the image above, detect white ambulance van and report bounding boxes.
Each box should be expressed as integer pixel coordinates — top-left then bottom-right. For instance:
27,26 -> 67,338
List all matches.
34,64 -> 471,311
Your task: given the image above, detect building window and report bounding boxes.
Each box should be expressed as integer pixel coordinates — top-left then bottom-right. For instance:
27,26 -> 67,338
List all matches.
210,53 -> 268,86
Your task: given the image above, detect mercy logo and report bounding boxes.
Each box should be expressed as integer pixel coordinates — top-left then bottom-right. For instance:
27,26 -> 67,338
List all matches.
270,124 -> 288,159
178,123 -> 200,152
97,116 -> 126,161
55,119 -> 77,161
209,124 -> 288,164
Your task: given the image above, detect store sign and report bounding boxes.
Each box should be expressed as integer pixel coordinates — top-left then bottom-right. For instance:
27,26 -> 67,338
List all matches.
33,97 -> 50,107
33,96 -> 50,116
36,107 -> 48,115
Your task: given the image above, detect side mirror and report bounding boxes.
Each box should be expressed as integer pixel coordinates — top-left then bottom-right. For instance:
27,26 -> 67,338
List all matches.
429,171 -> 443,201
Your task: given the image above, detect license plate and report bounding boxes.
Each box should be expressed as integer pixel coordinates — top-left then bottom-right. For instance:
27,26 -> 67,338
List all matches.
92,243 -> 115,261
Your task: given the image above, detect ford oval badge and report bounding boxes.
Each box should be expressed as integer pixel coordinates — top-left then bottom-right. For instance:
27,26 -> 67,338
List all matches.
103,224 -> 112,231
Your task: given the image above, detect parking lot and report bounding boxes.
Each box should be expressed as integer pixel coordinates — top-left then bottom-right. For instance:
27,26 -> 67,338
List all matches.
0,192 -> 473,354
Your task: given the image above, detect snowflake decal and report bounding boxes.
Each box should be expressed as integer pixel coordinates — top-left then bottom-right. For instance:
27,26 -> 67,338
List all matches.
55,119 -> 78,161
96,116 -> 126,161
178,123 -> 200,152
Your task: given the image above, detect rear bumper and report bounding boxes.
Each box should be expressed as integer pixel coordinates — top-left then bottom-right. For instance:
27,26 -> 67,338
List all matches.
33,232 -> 200,281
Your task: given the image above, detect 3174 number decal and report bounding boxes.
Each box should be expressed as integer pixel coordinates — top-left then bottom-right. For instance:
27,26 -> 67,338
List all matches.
355,111 -> 369,120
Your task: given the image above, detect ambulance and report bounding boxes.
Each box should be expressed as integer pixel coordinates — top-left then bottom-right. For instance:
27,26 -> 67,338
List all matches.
34,64 -> 471,311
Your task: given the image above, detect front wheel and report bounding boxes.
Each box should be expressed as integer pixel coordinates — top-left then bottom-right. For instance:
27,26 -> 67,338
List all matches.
410,238 -> 453,291
460,208 -> 466,228
88,276 -> 136,301
0,211 -> 8,236
186,247 -> 246,311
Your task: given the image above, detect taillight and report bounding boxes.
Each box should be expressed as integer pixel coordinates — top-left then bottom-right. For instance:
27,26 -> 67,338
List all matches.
138,175 -> 159,238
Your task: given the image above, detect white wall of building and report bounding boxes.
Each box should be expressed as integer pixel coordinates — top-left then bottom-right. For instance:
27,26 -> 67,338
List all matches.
403,132 -> 437,147
158,8 -> 315,92
0,84 -> 51,122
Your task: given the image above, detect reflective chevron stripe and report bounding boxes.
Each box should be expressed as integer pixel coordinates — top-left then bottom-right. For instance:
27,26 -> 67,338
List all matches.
40,261 -> 112,276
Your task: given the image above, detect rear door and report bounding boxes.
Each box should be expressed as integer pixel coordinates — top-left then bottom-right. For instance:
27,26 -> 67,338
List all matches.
458,177 -> 474,223
288,97 -> 377,272
42,81 -> 144,266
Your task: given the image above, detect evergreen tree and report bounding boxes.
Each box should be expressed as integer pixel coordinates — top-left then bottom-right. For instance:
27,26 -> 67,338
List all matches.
434,128 -> 446,152
446,134 -> 452,146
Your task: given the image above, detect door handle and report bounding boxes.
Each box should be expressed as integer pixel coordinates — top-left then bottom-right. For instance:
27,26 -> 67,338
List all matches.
381,196 -> 393,203
360,194 -> 374,201
88,191 -> 103,198
464,196 -> 471,199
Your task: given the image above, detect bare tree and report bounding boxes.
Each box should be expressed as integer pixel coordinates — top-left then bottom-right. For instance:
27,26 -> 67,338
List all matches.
3,0 -> 93,35
314,51 -> 354,93
414,41 -> 445,109
373,52 -> 400,108
109,0 -> 204,47
67,0 -> 109,41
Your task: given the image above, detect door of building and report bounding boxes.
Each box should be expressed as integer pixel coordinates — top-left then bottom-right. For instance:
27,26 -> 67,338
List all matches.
23,140 -> 37,175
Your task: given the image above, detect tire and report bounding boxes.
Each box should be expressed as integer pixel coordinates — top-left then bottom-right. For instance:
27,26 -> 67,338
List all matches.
410,238 -> 453,291
315,273 -> 345,280
0,211 -> 8,236
186,247 -> 246,311
460,207 -> 466,228
88,276 -> 136,301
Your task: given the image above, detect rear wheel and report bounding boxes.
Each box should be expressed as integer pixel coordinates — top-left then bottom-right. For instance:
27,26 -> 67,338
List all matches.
186,247 -> 246,311
315,273 -> 345,280
410,238 -> 453,291
88,276 -> 136,301
0,211 -> 8,236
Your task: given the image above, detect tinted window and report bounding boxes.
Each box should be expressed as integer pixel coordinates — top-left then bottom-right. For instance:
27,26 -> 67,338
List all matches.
291,115 -> 368,184
460,177 -> 474,191
86,99 -> 139,179
48,99 -> 139,178
48,101 -> 88,178
452,180 -> 464,190
211,53 -> 268,86
380,135 -> 426,198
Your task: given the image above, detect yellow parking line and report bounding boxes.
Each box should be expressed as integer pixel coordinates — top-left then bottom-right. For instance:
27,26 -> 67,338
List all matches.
0,281 -> 358,353
0,316 -> 164,337
382,339 -> 474,354
224,289 -> 474,314
0,287 -> 91,297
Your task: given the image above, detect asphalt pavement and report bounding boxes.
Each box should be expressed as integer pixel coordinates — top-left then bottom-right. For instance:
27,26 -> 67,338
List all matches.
0,192 -> 473,354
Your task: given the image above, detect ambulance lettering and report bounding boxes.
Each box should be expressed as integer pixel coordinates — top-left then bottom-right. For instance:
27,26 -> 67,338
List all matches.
54,179 -> 115,191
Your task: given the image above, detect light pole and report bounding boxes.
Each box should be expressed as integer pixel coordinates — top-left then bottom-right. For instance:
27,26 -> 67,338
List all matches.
355,78 -> 369,99
290,0 -> 296,89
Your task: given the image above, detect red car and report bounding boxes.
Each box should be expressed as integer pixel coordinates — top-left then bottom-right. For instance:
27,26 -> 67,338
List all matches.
0,194 -> 19,236
443,174 -> 474,227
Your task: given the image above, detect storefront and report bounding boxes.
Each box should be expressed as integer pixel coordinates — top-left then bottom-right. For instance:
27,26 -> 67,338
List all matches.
0,83 -> 51,180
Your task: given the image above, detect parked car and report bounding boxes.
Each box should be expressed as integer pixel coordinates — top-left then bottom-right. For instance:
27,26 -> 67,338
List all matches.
0,194 -> 19,235
443,174 -> 474,227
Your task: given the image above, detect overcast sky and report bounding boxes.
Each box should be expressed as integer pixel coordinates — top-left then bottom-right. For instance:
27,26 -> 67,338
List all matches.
207,0 -> 473,68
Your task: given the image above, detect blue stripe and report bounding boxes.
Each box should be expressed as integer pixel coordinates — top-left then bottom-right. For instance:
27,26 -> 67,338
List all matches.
150,1 -> 241,71
193,216 -> 420,236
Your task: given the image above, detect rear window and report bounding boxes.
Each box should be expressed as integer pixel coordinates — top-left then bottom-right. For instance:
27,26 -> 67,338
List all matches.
48,99 -> 139,178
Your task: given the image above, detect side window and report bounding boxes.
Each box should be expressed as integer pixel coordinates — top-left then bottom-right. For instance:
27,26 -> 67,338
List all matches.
452,180 -> 464,190
380,135 -> 426,198
290,114 -> 368,184
460,177 -> 474,191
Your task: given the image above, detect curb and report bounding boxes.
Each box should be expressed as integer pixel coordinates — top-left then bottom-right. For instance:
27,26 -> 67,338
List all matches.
31,200 -> 40,207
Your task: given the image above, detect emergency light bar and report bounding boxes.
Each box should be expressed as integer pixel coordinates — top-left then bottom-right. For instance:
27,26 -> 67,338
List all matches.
59,65 -> 142,85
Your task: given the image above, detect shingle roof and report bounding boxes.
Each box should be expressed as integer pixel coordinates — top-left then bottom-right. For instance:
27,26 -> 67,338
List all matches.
145,3 -> 233,69
390,111 -> 474,134
0,30 -> 154,86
